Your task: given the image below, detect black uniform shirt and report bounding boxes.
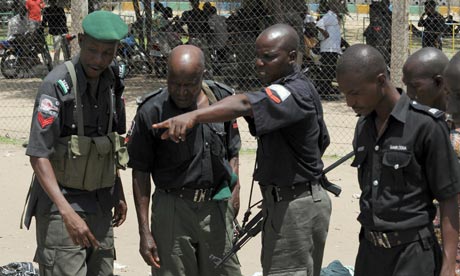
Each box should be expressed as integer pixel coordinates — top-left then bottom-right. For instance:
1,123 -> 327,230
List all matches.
127,86 -> 241,190
25,57 -> 126,218
352,92 -> 460,231
244,70 -> 330,187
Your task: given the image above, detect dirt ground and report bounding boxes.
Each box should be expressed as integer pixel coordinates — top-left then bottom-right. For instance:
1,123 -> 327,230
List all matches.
0,69 -> 361,275
0,140 -> 361,276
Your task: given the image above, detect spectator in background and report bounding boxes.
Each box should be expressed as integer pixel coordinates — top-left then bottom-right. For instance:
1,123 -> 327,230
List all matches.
180,0 -> 212,76
25,0 -> 44,29
204,3 -> 229,68
42,0 -> 68,66
6,5 -> 31,40
180,0 -> 210,42
316,0 -> 343,100
418,0 -> 445,50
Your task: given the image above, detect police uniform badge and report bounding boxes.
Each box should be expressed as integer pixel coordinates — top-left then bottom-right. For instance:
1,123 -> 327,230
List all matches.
264,84 -> 291,104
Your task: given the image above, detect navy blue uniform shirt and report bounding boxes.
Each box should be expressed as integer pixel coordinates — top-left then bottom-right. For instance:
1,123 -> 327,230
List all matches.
244,70 -> 330,187
352,92 -> 460,231
127,84 -> 241,190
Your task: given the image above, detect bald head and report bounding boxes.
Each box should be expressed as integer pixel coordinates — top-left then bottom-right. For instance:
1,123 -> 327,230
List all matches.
168,45 -> 205,78
336,44 -> 387,81
403,47 -> 448,79
402,47 -> 448,110
257,23 -> 299,53
445,52 -> 460,117
445,51 -> 460,81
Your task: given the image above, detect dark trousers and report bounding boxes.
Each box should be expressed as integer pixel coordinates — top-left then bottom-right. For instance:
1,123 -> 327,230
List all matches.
260,185 -> 331,276
317,52 -> 339,98
354,229 -> 442,276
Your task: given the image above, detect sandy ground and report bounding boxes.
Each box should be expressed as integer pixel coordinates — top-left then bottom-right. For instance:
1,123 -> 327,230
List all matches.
0,141 -> 361,276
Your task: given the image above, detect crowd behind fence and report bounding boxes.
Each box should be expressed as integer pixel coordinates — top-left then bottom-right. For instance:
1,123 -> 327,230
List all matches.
0,0 -> 459,156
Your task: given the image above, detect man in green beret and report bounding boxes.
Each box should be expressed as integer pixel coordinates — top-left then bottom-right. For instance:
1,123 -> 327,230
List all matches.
24,10 -> 129,276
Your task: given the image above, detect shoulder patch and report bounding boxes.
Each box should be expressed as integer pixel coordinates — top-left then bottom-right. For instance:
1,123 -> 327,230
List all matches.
118,64 -> 127,79
410,100 -> 444,119
56,79 -> 70,96
265,84 -> 291,104
136,88 -> 163,107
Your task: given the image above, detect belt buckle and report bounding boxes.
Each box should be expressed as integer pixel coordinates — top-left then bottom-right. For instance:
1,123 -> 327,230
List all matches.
370,231 -> 391,248
193,189 -> 207,202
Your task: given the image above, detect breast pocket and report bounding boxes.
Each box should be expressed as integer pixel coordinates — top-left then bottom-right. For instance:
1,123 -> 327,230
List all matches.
155,138 -> 193,167
381,150 -> 412,193
209,123 -> 226,158
351,150 -> 368,191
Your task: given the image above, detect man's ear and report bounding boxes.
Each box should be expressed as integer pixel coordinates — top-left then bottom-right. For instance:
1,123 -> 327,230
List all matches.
78,33 -> 84,47
376,73 -> 387,86
289,50 -> 297,64
433,74 -> 444,88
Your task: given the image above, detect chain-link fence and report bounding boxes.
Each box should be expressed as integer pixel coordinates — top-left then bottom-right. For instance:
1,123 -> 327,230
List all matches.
1,0 -> 460,155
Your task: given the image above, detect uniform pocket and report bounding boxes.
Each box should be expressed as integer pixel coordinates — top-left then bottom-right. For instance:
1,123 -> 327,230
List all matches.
209,123 -> 226,157
382,150 -> 412,192
351,150 -> 367,190
34,247 -> 56,267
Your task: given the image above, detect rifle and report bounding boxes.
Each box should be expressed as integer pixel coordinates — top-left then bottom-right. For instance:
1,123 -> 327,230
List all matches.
214,151 -> 355,268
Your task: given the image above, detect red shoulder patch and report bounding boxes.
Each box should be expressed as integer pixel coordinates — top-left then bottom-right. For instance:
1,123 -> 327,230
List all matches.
37,112 -> 55,128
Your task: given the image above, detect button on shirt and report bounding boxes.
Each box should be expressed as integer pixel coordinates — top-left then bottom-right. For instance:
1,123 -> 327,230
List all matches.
351,92 -> 460,231
127,88 -> 241,190
244,71 -> 329,187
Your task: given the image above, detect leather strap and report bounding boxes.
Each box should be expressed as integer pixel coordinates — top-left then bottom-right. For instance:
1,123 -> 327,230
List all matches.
64,61 -> 84,136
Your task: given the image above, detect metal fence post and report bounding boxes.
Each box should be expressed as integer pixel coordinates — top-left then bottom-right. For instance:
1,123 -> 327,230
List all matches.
391,0 -> 409,88
71,0 -> 88,54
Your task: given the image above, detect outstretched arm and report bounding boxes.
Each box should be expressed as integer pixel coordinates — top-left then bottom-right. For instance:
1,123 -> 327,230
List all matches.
439,195 -> 459,276
153,94 -> 253,142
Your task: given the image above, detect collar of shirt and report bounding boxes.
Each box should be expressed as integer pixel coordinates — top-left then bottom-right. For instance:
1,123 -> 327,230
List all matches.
72,55 -> 115,98
363,88 -> 409,125
271,69 -> 301,85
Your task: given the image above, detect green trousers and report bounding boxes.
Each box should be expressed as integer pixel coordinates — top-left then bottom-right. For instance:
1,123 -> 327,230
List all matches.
261,185 -> 332,276
34,206 -> 114,276
151,189 -> 242,276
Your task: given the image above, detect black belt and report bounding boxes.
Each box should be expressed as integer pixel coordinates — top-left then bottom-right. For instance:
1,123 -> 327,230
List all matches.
363,225 -> 433,249
263,182 -> 313,202
159,187 -> 214,202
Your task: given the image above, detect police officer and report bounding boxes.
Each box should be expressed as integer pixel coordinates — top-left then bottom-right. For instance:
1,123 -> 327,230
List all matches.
127,45 -> 242,276
402,47 -> 449,111
443,52 -> 460,269
24,11 -> 129,276
153,24 -> 332,276
336,44 -> 460,276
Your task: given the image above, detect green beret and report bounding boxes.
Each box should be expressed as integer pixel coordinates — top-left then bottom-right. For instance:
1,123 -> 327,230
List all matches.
82,11 -> 128,41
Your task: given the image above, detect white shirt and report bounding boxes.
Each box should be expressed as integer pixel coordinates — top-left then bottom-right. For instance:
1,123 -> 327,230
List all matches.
316,10 -> 342,54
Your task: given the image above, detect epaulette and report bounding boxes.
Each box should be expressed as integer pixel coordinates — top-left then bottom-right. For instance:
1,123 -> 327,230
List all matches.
54,73 -> 75,102
409,100 -> 444,119
111,62 -> 127,79
204,80 -> 235,102
213,81 -> 235,95
136,88 -> 163,107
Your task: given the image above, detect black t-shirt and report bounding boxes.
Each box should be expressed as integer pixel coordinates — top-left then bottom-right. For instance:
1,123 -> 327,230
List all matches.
352,92 -> 460,231
127,84 -> 241,190
243,70 -> 330,187
42,6 -> 68,35
180,8 -> 210,37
